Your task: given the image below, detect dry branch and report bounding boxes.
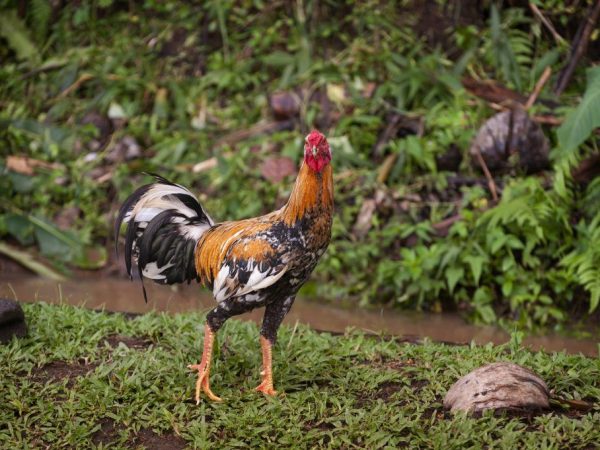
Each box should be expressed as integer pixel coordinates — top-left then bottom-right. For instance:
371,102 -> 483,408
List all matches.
554,0 -> 600,96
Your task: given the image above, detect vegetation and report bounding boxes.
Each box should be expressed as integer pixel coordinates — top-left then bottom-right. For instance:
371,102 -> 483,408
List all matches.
1,1 -> 600,329
1,302 -> 599,448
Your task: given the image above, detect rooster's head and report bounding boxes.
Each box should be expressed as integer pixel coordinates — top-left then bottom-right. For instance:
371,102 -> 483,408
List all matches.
304,130 -> 331,173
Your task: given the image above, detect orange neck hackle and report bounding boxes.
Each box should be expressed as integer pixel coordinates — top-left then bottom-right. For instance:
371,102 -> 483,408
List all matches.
282,161 -> 333,226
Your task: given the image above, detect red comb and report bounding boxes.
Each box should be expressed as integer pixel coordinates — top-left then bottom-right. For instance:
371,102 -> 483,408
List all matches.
306,130 -> 325,147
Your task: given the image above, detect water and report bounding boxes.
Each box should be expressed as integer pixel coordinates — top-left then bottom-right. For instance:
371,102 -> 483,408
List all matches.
1,276 -> 597,356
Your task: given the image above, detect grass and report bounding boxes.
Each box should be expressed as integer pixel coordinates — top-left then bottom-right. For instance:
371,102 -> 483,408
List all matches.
1,302 -> 599,449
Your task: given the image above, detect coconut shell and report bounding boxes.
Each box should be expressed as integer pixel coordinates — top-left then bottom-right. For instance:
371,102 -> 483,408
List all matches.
444,362 -> 550,413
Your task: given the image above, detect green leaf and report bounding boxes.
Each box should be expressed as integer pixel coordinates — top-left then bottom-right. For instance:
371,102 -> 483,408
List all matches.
7,172 -> 36,193
477,305 -> 496,324
6,214 -> 35,246
0,10 -> 40,64
0,242 -> 66,281
445,266 -> 464,294
502,279 -> 513,297
463,255 -> 486,285
34,225 -> 75,259
31,0 -> 51,42
262,51 -> 295,67
590,290 -> 599,313
557,66 -> 600,153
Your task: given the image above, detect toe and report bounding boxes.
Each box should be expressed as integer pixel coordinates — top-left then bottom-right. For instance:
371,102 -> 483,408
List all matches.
204,389 -> 223,402
255,383 -> 277,396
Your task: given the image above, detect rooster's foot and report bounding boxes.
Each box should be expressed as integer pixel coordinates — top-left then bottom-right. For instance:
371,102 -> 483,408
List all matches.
255,379 -> 278,397
188,363 -> 222,403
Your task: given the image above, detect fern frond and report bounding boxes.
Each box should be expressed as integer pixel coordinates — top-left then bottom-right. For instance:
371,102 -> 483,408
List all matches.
560,214 -> 600,312
30,0 -> 52,44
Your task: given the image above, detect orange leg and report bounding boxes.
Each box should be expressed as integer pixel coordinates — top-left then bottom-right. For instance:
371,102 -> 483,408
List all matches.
255,336 -> 277,396
188,325 -> 222,403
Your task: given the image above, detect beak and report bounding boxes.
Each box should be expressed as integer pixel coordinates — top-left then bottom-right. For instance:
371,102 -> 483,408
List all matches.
311,146 -> 317,157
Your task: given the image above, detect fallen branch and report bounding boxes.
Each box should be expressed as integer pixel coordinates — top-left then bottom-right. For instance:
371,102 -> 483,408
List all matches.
529,3 -> 565,45
472,145 -> 499,202
554,0 -> 600,96
525,67 -> 552,110
462,77 -> 528,106
192,157 -> 219,173
463,77 -> 559,111
532,115 -> 563,126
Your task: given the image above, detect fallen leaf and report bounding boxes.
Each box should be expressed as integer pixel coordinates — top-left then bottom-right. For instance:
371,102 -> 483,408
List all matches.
6,156 -> 62,176
326,83 -> 347,105
260,157 -> 296,183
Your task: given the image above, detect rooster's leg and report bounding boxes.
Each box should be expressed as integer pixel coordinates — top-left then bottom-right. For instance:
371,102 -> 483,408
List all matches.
189,300 -> 256,403
187,324 -> 221,403
256,335 -> 277,396
256,295 -> 296,396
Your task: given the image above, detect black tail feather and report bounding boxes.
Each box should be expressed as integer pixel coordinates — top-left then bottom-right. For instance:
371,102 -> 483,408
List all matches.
114,176 -> 213,302
114,183 -> 152,258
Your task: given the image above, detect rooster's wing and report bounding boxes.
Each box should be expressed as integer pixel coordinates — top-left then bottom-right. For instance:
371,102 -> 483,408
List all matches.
196,220 -> 290,302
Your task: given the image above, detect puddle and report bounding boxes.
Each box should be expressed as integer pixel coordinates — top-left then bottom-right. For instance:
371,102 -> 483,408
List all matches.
1,276 -> 597,356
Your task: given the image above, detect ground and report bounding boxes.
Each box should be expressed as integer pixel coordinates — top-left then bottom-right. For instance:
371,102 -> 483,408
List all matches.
0,303 -> 599,449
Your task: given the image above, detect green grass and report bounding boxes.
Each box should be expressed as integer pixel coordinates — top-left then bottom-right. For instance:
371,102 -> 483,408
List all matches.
1,302 -> 599,449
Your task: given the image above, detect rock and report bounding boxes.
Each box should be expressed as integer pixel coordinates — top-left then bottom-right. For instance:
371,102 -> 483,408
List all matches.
444,362 -> 549,414
269,91 -> 301,120
105,135 -> 142,163
0,299 -> 27,343
469,108 -> 550,174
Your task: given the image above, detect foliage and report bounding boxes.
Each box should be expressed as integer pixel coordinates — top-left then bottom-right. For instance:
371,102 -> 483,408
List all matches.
1,1 -> 599,329
1,303 -> 599,448
557,66 -> 600,154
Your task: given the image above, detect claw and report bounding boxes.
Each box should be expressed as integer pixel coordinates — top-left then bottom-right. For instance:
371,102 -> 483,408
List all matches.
188,325 -> 222,403
189,363 -> 222,403
255,381 -> 277,397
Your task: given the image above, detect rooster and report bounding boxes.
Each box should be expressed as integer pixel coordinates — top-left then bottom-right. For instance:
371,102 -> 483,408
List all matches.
115,130 -> 333,402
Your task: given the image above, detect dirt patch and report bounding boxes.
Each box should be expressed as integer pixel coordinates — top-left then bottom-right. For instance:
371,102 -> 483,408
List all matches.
133,428 -> 187,450
102,334 -> 153,349
91,418 -> 187,449
410,379 -> 429,392
33,359 -> 99,386
303,419 -> 335,431
374,381 -> 405,401
422,407 -> 452,421
355,381 -> 406,408
302,420 -> 334,445
91,418 -> 123,447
